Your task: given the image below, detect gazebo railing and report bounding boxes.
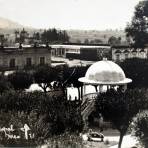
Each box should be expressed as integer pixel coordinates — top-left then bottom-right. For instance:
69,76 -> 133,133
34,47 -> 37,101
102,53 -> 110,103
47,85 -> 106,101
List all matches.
82,93 -> 98,102
81,93 -> 98,119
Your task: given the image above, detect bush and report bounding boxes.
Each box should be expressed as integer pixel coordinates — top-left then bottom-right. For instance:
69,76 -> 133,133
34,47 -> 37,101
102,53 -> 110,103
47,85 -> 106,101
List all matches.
8,71 -> 33,90
133,112 -> 148,147
0,91 -> 83,146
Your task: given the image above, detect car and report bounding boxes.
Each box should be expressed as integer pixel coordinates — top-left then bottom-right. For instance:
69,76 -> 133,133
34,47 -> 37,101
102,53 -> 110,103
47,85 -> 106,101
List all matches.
88,132 -> 104,142
69,58 -> 73,60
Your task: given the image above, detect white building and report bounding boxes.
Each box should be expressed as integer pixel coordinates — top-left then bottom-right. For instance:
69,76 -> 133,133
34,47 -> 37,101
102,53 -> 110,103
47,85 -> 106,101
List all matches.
112,45 -> 148,62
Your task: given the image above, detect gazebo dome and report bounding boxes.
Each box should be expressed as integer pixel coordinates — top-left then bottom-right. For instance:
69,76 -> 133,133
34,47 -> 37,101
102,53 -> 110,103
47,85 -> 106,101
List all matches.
79,59 -> 132,85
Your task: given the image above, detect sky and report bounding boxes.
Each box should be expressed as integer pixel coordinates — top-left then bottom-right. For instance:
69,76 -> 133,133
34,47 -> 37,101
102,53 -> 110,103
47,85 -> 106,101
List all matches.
0,0 -> 141,30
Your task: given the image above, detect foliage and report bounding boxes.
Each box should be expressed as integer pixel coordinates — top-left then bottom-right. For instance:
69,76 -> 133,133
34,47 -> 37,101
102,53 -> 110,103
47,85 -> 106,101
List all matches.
0,90 -> 41,112
20,28 -> 29,43
68,66 -> 88,99
132,112 -> 148,147
41,28 -> 69,43
89,39 -> 103,44
96,88 -> 148,148
36,95 -> 83,136
55,65 -> 89,98
33,32 -> 40,40
33,65 -> 57,93
0,75 -> 12,94
108,36 -> 121,45
55,64 -> 69,86
125,0 -> 148,48
0,34 -> 8,46
43,133 -> 84,148
8,71 -> 33,90
0,90 -> 83,146
120,58 -> 148,88
14,28 -> 29,43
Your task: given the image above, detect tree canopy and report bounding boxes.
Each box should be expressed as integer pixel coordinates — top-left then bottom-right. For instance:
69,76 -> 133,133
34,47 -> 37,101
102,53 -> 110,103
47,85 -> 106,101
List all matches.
68,66 -> 88,99
108,36 -> 121,45
96,88 -> 148,148
120,58 -> 148,88
133,112 -> 148,147
41,28 -> 69,43
33,65 -> 57,93
125,0 -> 148,48
8,71 -> 33,90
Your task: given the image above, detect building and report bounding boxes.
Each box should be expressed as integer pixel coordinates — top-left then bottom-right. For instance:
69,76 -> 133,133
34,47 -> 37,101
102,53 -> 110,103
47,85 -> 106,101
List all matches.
51,44 -> 111,61
0,45 -> 51,71
112,45 -> 148,62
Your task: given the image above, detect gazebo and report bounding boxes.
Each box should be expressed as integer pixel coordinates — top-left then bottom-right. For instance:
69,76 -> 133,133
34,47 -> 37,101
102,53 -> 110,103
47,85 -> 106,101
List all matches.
78,58 -> 132,128
79,58 -> 132,94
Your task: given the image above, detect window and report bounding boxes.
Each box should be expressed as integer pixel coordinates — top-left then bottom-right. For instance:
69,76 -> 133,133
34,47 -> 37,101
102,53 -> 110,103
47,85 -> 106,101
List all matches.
9,59 -> 15,68
125,53 -> 128,59
40,57 -> 45,65
116,54 -> 120,61
26,58 -> 32,66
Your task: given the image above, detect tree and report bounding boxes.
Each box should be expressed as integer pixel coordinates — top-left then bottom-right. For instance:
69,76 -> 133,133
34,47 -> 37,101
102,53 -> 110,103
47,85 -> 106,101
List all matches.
120,58 -> 148,88
108,36 -> 121,45
8,71 -> 33,90
41,28 -> 69,43
0,75 -> 12,94
68,66 -> 88,99
58,30 -> 69,42
54,65 -> 89,98
14,30 -> 19,43
125,0 -> 148,48
33,32 -> 40,40
20,28 -> 29,43
84,39 -> 89,44
54,65 -> 74,95
0,34 -> 5,46
96,88 -> 148,148
90,39 -> 103,44
133,112 -> 148,147
33,65 -> 57,93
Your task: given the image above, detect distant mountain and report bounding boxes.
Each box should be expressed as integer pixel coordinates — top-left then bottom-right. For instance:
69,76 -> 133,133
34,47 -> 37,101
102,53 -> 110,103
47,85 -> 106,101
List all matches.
0,17 -> 127,44
0,17 -> 24,29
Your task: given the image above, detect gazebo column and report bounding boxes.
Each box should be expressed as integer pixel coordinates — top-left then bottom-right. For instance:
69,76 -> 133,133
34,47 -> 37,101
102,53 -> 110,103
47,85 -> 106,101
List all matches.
123,84 -> 127,91
83,84 -> 86,95
80,85 -> 83,99
99,85 -> 103,93
107,85 -> 110,90
96,85 -> 98,92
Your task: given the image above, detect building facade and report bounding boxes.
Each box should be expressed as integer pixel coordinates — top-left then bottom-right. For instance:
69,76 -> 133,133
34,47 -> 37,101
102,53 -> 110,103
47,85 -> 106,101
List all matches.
51,44 -> 111,61
0,45 -> 51,71
112,45 -> 148,62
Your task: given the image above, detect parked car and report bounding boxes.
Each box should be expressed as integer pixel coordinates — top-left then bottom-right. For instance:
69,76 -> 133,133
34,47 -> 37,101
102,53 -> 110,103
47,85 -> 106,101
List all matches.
69,58 -> 73,61
88,132 -> 104,142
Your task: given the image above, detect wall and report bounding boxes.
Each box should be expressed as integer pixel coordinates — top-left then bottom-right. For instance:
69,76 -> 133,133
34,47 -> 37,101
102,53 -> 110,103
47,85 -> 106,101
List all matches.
112,46 -> 148,62
0,46 -> 51,71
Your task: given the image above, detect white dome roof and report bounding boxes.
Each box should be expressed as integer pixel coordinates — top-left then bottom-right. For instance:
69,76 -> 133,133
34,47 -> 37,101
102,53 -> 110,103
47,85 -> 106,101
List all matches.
79,59 -> 132,85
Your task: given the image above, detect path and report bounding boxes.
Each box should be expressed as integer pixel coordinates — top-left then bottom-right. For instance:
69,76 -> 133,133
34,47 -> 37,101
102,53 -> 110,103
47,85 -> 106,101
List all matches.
107,135 -> 139,148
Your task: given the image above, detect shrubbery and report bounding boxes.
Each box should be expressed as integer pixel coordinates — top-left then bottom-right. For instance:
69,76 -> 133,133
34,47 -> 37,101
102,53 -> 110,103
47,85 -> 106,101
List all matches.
133,112 -> 148,147
0,90 -> 83,146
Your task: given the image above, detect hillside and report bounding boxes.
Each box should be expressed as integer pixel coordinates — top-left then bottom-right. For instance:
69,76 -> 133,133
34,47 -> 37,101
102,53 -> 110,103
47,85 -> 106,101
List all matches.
0,17 -> 127,44
0,17 -> 24,29
67,29 -> 126,44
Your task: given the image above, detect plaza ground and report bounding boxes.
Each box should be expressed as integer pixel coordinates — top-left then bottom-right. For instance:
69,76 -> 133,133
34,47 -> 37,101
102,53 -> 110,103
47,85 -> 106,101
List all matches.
82,128 -> 139,148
